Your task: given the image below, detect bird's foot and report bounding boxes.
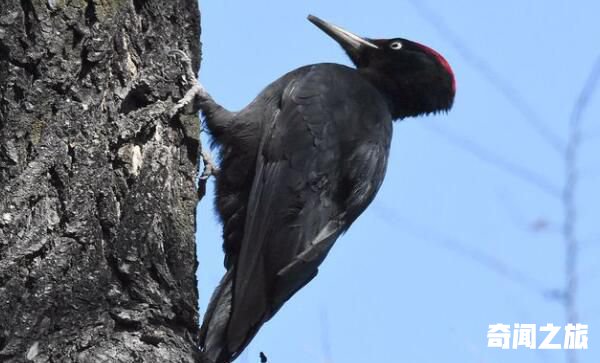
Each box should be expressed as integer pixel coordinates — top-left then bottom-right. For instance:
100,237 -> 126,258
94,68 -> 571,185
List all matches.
169,50 -> 219,183
168,49 -> 212,119
169,83 -> 204,119
199,148 -> 219,180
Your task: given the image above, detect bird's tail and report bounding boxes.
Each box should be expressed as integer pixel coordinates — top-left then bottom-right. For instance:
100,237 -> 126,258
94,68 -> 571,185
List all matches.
199,269 -> 234,363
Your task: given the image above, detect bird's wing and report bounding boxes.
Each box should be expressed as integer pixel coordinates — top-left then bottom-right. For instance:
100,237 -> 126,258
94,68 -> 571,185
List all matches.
226,65 -> 392,356
342,139 -> 391,226
226,66 -> 350,352
272,139 -> 391,308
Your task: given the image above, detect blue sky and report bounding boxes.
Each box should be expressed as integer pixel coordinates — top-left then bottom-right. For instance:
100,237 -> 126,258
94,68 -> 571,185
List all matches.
195,1 -> 600,362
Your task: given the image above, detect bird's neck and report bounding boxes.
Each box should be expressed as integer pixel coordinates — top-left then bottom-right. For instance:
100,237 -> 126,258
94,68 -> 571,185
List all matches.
358,68 -> 432,120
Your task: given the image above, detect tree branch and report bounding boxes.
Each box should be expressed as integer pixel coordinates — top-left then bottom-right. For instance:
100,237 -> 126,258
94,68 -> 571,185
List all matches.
424,122 -> 561,198
373,203 -> 553,299
563,52 -> 600,363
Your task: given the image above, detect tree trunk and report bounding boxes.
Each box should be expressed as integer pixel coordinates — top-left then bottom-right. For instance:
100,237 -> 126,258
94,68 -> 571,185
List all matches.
0,1 -> 206,361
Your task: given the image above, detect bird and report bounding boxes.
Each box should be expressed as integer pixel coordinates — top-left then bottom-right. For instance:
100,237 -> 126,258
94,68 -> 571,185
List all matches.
196,14 -> 455,363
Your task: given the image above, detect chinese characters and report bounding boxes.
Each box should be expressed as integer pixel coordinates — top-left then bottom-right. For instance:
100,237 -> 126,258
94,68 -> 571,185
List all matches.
487,323 -> 588,350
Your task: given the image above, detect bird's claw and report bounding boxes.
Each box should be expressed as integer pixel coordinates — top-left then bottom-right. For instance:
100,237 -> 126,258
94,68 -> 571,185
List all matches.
199,149 -> 219,181
169,83 -> 203,119
169,49 -> 195,81
169,49 -> 191,61
169,49 -> 221,183
168,49 -> 211,118
168,49 -> 219,183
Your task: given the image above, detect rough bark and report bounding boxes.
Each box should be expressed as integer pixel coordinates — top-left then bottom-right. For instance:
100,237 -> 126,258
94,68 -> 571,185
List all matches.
0,0 -> 206,361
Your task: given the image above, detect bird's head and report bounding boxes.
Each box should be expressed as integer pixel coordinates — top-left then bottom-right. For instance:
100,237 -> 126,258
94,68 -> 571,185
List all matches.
308,15 -> 455,119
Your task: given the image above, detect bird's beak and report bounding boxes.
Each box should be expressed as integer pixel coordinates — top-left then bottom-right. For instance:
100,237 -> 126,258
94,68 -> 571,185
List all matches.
308,15 -> 378,55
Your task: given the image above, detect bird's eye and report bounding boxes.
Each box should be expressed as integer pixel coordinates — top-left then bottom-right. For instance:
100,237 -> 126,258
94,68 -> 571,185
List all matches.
389,41 -> 403,50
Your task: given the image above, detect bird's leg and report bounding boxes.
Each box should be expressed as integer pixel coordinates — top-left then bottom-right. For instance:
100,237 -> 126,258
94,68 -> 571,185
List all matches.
168,49 -> 211,119
169,49 -> 234,131
169,50 -> 221,180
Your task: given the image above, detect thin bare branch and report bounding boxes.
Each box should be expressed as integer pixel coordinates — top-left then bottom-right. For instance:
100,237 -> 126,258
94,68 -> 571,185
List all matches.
569,55 -> 600,126
495,189 -> 560,234
423,122 -> 561,198
562,52 -> 600,363
407,0 -> 564,153
373,202 -> 554,299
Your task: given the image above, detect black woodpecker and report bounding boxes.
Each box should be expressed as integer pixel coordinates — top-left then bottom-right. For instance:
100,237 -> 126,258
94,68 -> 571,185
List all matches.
197,15 -> 455,363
